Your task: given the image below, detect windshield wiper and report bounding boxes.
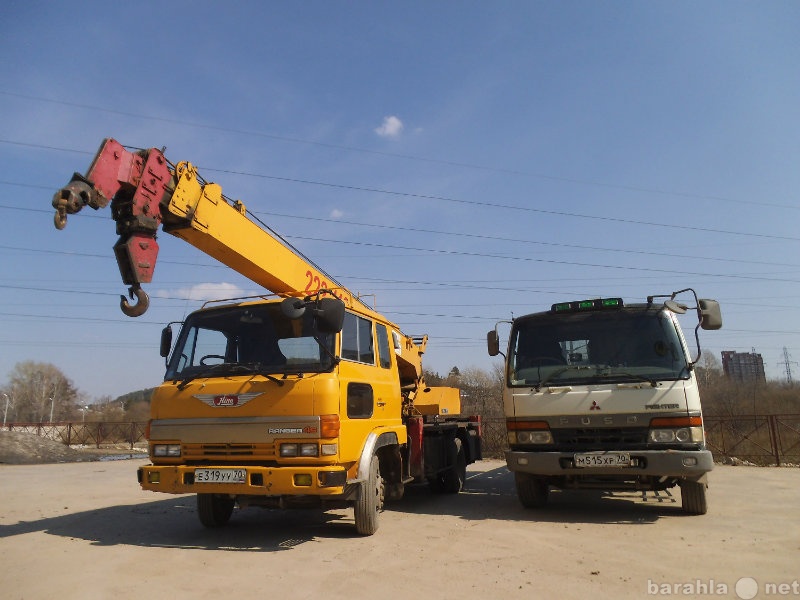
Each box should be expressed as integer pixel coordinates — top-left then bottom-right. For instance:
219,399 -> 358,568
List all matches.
593,367 -> 658,388
177,362 -> 234,390
313,335 -> 340,367
177,362 -> 285,390
534,365 -> 593,391
235,362 -> 286,386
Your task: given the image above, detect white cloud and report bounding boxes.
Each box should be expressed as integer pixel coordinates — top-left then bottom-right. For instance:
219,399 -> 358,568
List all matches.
330,208 -> 344,219
374,115 -> 404,138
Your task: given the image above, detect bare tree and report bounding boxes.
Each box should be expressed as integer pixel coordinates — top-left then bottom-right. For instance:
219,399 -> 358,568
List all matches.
695,350 -> 723,388
5,361 -> 80,423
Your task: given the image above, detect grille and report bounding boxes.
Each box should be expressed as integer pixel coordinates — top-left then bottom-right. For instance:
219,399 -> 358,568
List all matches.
183,443 -> 275,461
552,427 -> 647,451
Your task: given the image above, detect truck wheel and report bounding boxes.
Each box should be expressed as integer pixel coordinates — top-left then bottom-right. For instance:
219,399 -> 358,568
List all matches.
197,493 -> 235,527
515,473 -> 549,508
679,480 -> 708,515
442,438 -> 467,494
354,455 -> 384,535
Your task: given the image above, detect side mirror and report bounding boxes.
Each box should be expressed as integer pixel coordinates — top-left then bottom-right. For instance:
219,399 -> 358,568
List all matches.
160,325 -> 173,358
487,330 -> 500,357
314,297 -> 345,334
698,299 -> 722,330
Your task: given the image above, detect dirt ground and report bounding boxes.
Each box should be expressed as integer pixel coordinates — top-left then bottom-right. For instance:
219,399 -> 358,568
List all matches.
1,437 -> 799,600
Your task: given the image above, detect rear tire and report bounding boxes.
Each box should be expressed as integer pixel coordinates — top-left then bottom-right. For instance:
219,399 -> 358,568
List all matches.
515,473 -> 549,508
354,455 -> 384,535
680,480 -> 708,515
197,494 -> 235,527
442,438 -> 467,493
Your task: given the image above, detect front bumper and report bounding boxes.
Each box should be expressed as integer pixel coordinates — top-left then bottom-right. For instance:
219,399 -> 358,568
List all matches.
138,464 -> 349,496
505,449 -> 714,478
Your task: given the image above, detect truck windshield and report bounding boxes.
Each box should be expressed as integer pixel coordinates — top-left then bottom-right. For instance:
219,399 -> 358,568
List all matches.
164,304 -> 336,382
508,307 -> 689,388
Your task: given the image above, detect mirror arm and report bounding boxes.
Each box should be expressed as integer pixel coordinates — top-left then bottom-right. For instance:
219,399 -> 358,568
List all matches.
667,288 -> 705,365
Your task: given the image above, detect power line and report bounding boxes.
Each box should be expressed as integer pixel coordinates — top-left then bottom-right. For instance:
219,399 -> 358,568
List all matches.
288,235 -> 800,283
3,140 -> 800,243
259,210 -> 800,269
2,89 -> 796,212
200,166 -> 800,242
3,236 -> 799,285
4,199 -> 800,270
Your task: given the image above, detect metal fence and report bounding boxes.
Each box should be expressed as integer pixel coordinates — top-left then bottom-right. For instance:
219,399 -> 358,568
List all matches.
4,415 -> 800,466
3,421 -> 147,449
703,414 -> 800,466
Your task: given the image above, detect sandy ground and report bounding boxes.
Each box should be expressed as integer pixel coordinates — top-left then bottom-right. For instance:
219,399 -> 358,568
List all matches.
1,458 -> 798,600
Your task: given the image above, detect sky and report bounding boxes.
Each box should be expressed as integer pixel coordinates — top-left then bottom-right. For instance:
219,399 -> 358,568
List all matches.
1,1 -> 799,401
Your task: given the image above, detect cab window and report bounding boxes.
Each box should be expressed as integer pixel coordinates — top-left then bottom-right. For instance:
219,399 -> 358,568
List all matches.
341,312 -> 375,364
376,323 -> 392,369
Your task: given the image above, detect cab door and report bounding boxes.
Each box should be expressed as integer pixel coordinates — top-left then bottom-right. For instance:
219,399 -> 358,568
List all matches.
337,312 -> 401,462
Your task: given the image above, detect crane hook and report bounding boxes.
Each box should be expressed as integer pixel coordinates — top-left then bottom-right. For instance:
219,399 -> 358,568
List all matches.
54,209 -> 68,230
120,285 -> 150,317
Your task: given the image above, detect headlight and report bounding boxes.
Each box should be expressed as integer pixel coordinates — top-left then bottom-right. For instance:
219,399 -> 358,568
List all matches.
280,443 -> 319,457
507,420 -> 553,445
280,443 -> 298,457
298,443 -> 319,457
649,416 -> 704,444
516,430 -> 554,444
649,427 -> 704,444
153,444 -> 181,457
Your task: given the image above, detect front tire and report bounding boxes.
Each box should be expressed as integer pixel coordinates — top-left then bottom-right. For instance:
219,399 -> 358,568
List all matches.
197,493 -> 235,527
515,473 -> 549,508
680,480 -> 708,515
354,455 -> 384,535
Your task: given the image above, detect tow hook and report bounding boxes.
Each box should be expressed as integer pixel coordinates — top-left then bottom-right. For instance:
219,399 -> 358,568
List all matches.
120,285 -> 150,317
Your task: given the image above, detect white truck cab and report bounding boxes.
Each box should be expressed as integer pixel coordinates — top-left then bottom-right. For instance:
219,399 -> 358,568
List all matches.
488,290 -> 722,514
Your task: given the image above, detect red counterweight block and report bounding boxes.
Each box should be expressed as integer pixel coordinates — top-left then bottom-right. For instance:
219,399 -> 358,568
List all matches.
114,233 -> 160,286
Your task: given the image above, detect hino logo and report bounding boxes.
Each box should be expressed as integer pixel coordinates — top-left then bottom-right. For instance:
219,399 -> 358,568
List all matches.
215,395 -> 238,406
193,392 -> 261,408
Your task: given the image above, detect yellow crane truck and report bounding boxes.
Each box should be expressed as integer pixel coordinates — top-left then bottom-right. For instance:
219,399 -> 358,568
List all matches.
52,138 -> 482,535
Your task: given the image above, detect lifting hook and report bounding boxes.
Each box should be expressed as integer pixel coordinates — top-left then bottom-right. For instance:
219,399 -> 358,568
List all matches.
120,285 -> 150,317
54,205 -> 68,230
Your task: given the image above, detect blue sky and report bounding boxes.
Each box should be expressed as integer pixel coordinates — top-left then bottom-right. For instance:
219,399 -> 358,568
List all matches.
1,1 -> 799,400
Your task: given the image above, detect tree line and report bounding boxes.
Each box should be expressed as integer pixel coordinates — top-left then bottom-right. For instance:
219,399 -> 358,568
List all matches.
1,361 -> 152,425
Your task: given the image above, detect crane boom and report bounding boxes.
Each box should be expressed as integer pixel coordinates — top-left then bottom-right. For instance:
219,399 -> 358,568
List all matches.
52,138 -> 355,315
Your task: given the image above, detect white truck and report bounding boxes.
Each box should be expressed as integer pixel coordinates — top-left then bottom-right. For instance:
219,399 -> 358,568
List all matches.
487,289 -> 722,514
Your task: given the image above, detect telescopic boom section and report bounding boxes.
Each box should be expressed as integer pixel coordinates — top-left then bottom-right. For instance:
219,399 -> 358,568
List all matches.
52,138 -> 354,316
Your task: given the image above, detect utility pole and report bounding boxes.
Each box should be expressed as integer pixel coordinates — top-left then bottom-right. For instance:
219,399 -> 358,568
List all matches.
778,347 -> 797,384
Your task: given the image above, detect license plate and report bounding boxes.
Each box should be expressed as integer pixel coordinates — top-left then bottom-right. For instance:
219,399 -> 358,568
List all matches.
574,452 -> 631,468
194,468 -> 247,483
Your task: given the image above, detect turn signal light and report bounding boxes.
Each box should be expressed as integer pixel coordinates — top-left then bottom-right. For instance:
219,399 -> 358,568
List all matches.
320,414 -> 340,438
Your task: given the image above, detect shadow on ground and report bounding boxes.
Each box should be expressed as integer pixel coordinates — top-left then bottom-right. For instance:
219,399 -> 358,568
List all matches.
393,465 -> 684,526
0,464 -> 689,551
